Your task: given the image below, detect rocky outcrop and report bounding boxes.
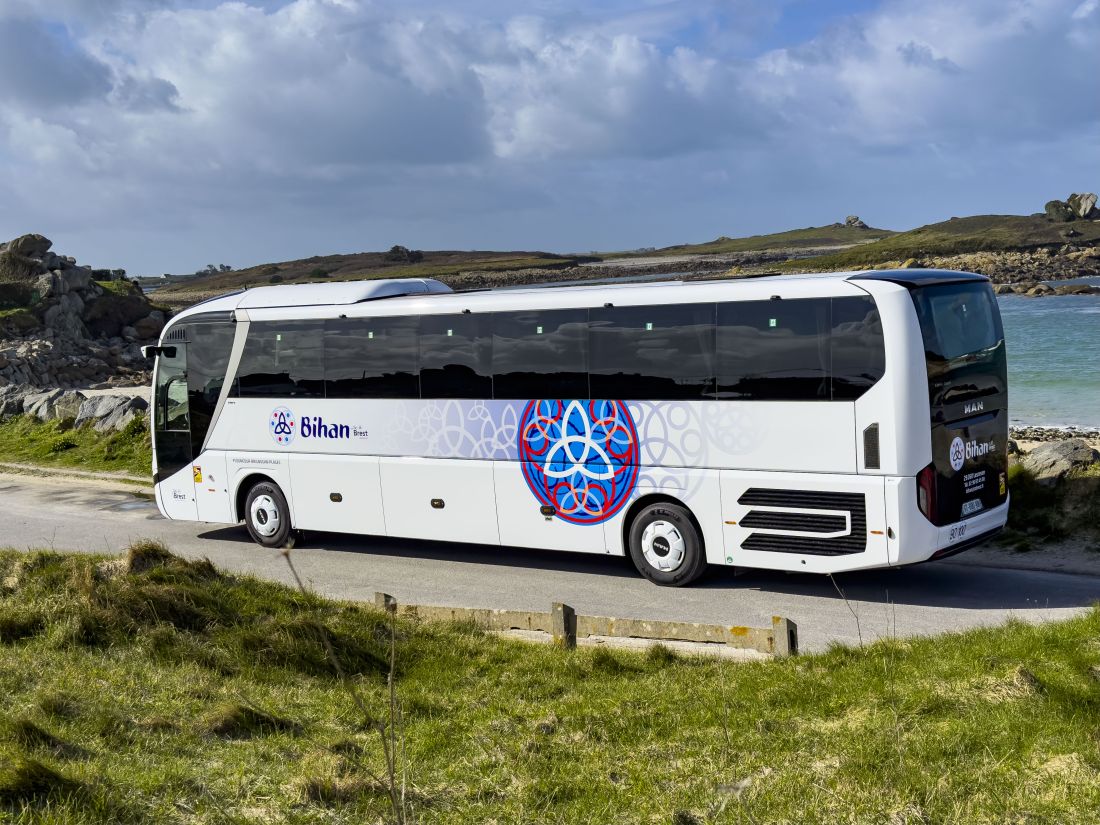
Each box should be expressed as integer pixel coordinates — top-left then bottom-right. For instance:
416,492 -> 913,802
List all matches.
0,384 -> 148,432
1020,438 -> 1100,486
1067,192 -> 1099,219
844,215 -> 869,228
1044,193 -> 1100,222
0,233 -> 166,389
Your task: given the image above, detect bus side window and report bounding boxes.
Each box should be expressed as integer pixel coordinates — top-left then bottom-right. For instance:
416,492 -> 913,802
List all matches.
717,299 -> 830,400
830,296 -> 885,400
589,304 -> 716,400
236,321 -> 325,398
325,317 -> 419,398
419,314 -> 492,399
491,309 -> 588,399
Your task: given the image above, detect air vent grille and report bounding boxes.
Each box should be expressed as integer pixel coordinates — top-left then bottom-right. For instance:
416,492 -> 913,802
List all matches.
864,423 -> 880,470
739,511 -> 848,533
737,488 -> 867,556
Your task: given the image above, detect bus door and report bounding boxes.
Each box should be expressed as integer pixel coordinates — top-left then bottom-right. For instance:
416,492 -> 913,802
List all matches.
153,342 -> 198,519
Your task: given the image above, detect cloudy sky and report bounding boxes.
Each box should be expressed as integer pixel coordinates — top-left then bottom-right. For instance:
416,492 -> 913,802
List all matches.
0,0 -> 1097,274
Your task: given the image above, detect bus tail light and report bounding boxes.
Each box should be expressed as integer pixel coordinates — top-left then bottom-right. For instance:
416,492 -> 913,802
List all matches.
917,463 -> 936,522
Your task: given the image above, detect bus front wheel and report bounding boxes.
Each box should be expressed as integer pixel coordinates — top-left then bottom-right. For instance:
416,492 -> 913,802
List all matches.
627,502 -> 707,587
244,481 -> 293,548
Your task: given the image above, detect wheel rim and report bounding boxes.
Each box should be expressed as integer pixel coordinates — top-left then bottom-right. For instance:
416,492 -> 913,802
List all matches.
641,520 -> 686,572
249,494 -> 281,538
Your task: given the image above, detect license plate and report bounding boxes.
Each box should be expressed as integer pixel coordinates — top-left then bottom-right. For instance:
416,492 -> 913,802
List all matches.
961,499 -> 984,516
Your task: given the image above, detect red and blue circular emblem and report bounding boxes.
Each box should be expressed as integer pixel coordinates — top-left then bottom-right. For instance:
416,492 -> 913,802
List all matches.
518,400 -> 639,525
269,406 -> 296,445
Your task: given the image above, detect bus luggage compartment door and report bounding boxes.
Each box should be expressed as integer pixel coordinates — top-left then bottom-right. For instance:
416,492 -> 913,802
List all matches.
720,471 -> 888,573
494,461 -> 609,553
379,457 -> 500,546
289,454 -> 386,536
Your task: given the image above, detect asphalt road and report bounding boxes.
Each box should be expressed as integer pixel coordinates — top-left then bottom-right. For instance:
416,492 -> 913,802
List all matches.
3,473 -> 1098,652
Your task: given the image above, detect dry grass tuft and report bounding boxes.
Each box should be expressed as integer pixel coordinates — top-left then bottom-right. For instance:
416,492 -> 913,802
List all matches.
0,756 -> 80,805
0,607 -> 45,643
204,702 -> 302,739
300,775 -> 386,806
36,694 -> 81,721
125,539 -> 176,575
8,718 -> 86,759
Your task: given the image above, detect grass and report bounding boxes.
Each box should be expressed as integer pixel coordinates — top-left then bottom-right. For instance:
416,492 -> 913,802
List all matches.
609,224 -> 896,258
780,214 -> 1100,272
0,415 -> 151,478
154,251 -> 595,304
1,542 -> 1100,822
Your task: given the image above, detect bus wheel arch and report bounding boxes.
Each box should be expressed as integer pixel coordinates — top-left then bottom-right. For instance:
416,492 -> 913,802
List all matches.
621,493 -> 707,587
234,473 -> 276,523
240,476 -> 294,549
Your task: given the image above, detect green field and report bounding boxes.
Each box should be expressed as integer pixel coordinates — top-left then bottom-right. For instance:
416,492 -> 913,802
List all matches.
612,223 -> 896,257
780,214 -> 1100,271
0,415 -> 151,479
2,543 -> 1100,824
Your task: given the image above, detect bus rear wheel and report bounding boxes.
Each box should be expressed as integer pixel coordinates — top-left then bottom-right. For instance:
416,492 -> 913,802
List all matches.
627,502 -> 707,586
244,481 -> 293,548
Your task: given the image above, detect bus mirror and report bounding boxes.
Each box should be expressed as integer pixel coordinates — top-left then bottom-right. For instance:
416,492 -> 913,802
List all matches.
141,345 -> 177,359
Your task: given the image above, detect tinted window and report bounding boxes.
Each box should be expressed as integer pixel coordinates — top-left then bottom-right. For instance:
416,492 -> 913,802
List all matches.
588,304 -> 716,399
187,320 -> 236,452
236,321 -> 325,398
717,299 -> 830,400
830,296 -> 886,400
419,314 -> 492,398
325,317 -> 418,398
911,282 -> 1002,361
492,309 -> 588,398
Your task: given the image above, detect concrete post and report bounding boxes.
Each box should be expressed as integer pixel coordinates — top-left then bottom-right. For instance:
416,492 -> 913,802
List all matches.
551,602 -> 577,649
375,592 -> 397,614
771,616 -> 798,657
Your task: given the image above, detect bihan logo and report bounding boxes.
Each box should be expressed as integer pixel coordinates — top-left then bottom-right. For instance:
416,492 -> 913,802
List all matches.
269,407 -> 367,446
949,435 -> 996,472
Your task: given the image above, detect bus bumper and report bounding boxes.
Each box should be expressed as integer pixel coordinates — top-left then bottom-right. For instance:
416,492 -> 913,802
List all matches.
891,479 -> 1010,566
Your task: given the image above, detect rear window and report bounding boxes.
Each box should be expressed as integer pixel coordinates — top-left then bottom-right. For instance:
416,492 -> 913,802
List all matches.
911,282 -> 1002,361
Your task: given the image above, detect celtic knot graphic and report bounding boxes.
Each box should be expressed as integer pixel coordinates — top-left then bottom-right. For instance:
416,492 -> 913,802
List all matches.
269,406 -> 295,445
518,400 -> 639,525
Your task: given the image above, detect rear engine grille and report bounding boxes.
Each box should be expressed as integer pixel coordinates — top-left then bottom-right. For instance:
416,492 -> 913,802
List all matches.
739,511 -> 848,533
737,488 -> 867,556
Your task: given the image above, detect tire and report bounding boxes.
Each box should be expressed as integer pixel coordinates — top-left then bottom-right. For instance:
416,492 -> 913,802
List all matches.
244,481 -> 293,548
627,502 -> 707,587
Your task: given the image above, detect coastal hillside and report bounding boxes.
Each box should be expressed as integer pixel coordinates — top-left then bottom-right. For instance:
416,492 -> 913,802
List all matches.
151,249 -> 595,308
147,219 -> 894,307
783,209 -> 1100,276
146,191 -> 1100,308
608,218 -> 896,257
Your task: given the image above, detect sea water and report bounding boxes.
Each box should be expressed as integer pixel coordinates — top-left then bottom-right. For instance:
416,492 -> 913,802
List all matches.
1000,278 -> 1100,428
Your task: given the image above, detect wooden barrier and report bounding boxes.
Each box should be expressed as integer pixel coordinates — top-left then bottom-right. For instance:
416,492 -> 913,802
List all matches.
375,593 -> 798,657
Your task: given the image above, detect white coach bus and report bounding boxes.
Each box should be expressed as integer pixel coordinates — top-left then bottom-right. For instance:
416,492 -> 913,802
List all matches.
146,269 -> 1009,586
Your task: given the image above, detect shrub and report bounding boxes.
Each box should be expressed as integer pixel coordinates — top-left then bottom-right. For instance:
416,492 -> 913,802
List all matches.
48,435 -> 78,454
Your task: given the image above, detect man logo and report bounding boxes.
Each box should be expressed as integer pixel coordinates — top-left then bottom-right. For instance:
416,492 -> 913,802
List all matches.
269,407 -> 296,445
949,436 -> 965,472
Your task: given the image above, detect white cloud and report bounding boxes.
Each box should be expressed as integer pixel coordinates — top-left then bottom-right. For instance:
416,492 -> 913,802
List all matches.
0,0 -> 1095,272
